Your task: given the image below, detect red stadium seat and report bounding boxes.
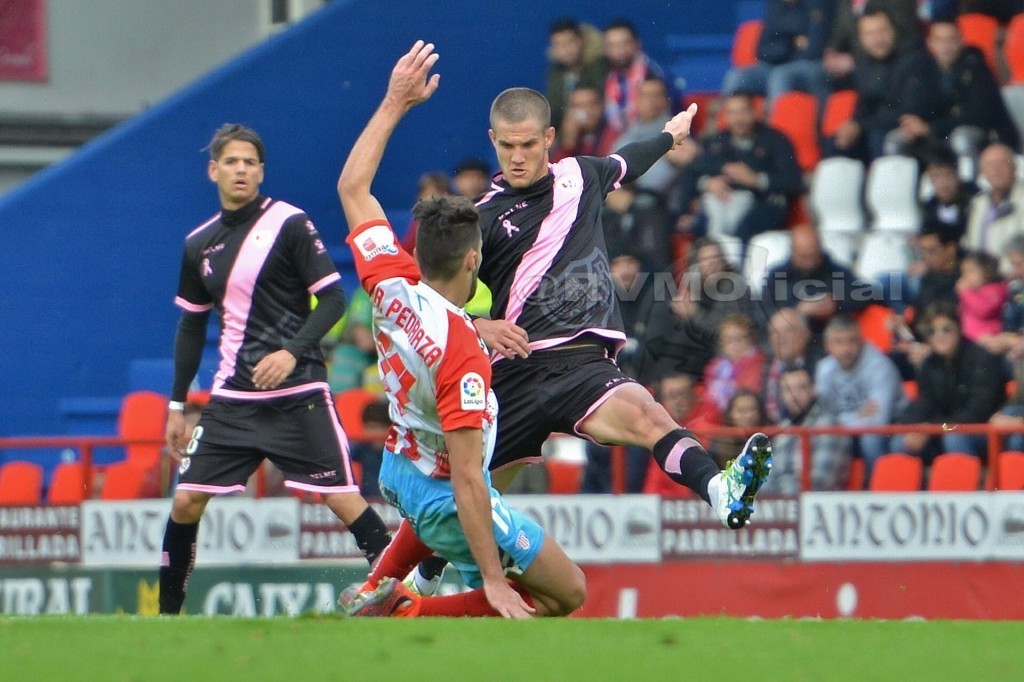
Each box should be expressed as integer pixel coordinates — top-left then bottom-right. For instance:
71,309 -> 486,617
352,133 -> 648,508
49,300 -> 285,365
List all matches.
48,461 -> 89,504
118,390 -> 168,468
927,452 -> 981,492
731,20 -> 763,68
997,451 -> 1024,490
99,462 -> 150,500
820,90 -> 857,138
546,459 -> 583,494
869,453 -> 923,492
856,304 -> 897,354
845,458 -> 866,491
0,461 -> 45,505
957,13 -> 1000,76
902,380 -> 919,401
1006,14 -> 1024,84
334,388 -> 379,442
769,92 -> 820,172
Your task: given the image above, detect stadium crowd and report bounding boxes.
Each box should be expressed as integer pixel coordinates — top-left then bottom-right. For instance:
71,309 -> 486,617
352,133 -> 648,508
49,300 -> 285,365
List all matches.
322,2 -> 1024,497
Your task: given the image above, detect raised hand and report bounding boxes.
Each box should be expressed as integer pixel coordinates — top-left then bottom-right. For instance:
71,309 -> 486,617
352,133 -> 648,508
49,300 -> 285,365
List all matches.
385,40 -> 441,111
663,103 -> 699,147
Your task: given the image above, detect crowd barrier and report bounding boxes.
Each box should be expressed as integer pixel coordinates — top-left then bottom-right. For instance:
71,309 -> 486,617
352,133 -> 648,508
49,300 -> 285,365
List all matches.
4,421 -> 1024,501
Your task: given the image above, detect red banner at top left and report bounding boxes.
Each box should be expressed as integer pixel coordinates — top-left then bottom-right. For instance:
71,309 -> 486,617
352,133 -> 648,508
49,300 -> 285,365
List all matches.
0,0 -> 47,81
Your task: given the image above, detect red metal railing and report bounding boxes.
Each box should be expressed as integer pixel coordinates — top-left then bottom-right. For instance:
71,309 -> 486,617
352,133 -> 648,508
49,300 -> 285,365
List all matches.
609,422 -> 1024,494
4,422 -> 1024,501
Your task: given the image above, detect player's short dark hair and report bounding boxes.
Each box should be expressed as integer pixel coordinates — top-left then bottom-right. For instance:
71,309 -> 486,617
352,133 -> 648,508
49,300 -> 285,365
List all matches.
209,123 -> 265,162
490,88 -> 551,129
549,17 -> 581,37
605,18 -> 638,39
413,195 -> 481,280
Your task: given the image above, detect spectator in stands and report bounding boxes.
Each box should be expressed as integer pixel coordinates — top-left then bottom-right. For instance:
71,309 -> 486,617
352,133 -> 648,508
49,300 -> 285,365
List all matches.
956,250 -> 1009,342
721,0 -> 834,107
895,21 -> 1020,162
636,238 -> 751,383
452,157 -> 491,200
608,250 -> 655,379
897,301 -> 1006,460
823,0 -> 924,87
348,399 -> 389,498
602,18 -> 676,132
762,226 -> 874,339
641,372 -> 717,497
708,390 -> 769,467
325,287 -> 376,393
687,93 -> 802,245
906,219 -> 963,316
545,17 -> 608,138
763,307 -> 819,422
920,144 -> 977,241
963,143 -> 1024,274
600,76 -> 681,273
815,314 -> 906,472
761,364 -> 852,493
399,171 -> 450,252
987,237 -> 1024,451
700,313 -> 766,419
612,76 -> 681,198
552,85 -> 619,160
829,8 -> 942,162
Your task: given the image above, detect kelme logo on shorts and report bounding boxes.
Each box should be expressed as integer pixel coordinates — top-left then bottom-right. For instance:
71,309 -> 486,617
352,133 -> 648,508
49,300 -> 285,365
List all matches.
178,457 -> 191,475
460,372 -> 485,410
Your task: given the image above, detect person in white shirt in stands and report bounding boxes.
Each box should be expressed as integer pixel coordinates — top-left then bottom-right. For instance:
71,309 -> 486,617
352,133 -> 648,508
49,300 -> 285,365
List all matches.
962,144 -> 1024,276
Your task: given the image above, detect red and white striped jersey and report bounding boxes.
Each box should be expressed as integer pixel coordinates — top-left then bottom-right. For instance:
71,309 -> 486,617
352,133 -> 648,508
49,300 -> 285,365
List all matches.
346,219 -> 497,479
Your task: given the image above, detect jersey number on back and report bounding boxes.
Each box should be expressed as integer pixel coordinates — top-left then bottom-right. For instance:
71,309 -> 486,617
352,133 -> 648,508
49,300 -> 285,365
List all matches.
377,331 -> 416,411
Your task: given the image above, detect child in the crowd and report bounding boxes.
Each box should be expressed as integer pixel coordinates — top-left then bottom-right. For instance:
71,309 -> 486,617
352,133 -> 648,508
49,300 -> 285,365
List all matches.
957,250 -> 1009,343
699,313 -> 765,419
708,389 -> 770,468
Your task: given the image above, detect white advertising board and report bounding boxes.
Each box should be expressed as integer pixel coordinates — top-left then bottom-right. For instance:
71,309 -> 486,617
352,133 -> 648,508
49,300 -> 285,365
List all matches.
80,498 -> 300,566
800,492 -> 1024,561
506,494 -> 661,563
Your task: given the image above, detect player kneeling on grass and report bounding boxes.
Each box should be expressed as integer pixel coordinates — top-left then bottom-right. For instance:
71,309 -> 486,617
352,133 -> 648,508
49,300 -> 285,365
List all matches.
335,41 -> 586,618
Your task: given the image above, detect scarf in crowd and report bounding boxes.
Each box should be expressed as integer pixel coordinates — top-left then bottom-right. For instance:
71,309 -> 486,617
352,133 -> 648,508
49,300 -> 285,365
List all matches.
604,53 -> 650,131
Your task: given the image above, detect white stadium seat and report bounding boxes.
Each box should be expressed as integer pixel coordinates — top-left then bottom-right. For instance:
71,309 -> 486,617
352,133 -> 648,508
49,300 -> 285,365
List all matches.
866,155 -> 921,233
856,230 -> 911,282
744,230 -> 792,287
810,157 -> 866,233
819,230 -> 858,267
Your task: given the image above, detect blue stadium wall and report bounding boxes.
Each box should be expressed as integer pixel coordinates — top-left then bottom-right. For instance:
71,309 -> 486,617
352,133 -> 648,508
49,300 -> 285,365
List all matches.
0,0 -> 760,437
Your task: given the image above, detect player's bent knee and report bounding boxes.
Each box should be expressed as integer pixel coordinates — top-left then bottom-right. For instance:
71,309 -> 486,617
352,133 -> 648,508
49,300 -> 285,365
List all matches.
170,490 -> 210,524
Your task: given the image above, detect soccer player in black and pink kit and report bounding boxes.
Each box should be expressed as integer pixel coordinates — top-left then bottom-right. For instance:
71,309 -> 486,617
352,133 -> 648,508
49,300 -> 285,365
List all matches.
378,71 -> 773,595
157,124 -> 390,615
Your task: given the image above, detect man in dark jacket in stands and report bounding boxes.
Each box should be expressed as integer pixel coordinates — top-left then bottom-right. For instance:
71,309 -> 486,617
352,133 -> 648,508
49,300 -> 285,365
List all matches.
895,21 -> 1020,160
761,226 -> 875,341
687,93 -> 803,245
830,8 -> 942,162
896,302 -> 1006,462
823,0 -> 924,86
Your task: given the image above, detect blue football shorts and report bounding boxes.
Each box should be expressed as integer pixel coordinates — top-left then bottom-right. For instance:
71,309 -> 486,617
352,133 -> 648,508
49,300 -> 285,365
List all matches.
379,450 -> 545,589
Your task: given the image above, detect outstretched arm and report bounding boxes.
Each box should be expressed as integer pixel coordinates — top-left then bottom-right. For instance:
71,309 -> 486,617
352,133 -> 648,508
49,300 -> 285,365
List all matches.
617,103 -> 698,184
337,40 -> 440,229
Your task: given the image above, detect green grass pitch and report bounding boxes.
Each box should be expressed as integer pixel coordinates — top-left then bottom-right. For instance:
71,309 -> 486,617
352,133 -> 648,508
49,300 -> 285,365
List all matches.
3,616 -> 1022,681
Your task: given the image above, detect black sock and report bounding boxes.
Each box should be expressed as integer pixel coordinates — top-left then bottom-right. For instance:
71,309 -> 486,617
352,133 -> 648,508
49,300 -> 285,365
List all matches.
159,518 -> 198,615
652,428 -> 720,504
418,554 -> 449,580
348,506 -> 391,567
